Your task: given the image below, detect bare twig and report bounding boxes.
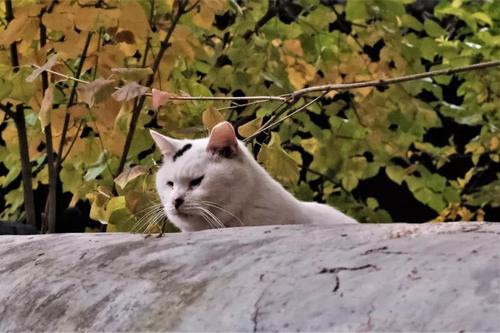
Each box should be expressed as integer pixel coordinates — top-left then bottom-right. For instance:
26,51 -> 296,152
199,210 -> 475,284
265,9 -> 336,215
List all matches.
0,103 -> 15,118
38,60 -> 500,104
56,32 -> 93,170
244,92 -> 328,142
115,1 -> 187,177
60,119 -> 84,164
287,60 -> 500,98
31,65 -> 90,84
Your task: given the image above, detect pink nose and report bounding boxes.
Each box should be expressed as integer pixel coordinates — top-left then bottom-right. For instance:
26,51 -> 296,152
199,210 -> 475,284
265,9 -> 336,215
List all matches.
174,197 -> 184,209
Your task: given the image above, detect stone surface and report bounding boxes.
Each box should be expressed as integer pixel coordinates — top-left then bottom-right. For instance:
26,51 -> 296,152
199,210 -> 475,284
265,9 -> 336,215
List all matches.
0,222 -> 499,332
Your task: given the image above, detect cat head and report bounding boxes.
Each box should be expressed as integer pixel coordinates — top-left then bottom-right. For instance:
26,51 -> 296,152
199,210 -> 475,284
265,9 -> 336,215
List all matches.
150,122 -> 251,231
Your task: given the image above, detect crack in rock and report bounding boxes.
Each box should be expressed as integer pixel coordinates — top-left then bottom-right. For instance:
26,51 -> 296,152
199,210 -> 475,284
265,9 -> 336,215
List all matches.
252,289 -> 266,332
319,265 -> 379,293
362,246 -> 409,256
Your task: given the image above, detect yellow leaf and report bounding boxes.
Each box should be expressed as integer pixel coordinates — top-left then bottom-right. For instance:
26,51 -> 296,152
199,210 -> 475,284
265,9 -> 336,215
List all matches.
39,86 -> 54,129
287,59 -> 316,89
284,39 -> 303,57
458,207 -> 472,221
74,8 -> 120,31
202,107 -> 225,130
42,12 -> 74,34
476,208 -> 485,222
238,118 -> 262,138
0,15 -> 30,46
301,137 -> 320,155
192,0 -> 227,30
490,136 -> 499,151
119,2 -> 151,39
114,166 -> 148,189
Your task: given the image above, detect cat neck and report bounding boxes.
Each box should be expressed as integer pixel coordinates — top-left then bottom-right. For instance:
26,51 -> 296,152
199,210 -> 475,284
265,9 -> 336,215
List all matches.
232,146 -> 305,227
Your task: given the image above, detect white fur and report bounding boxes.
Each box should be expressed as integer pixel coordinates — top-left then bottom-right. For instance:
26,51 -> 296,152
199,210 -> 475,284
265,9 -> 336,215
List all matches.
151,124 -> 357,232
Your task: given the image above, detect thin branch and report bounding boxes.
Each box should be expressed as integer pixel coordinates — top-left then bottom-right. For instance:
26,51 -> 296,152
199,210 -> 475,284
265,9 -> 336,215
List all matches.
60,119 -> 84,164
243,0 -> 276,39
115,1 -> 187,177
287,60 -> 500,98
0,103 -> 15,118
216,99 -> 271,111
38,60 -> 500,104
244,92 -> 327,142
56,32 -> 93,170
31,65 -> 90,84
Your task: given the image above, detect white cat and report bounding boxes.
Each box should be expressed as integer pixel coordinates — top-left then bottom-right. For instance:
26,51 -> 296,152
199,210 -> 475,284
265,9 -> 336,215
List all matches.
150,121 -> 357,232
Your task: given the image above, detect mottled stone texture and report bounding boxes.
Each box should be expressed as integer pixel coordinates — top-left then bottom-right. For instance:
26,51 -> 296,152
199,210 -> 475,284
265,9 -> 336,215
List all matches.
0,223 -> 499,332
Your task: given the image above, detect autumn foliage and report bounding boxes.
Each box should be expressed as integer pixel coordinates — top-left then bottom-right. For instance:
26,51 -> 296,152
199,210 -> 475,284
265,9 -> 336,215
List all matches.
0,0 -> 499,232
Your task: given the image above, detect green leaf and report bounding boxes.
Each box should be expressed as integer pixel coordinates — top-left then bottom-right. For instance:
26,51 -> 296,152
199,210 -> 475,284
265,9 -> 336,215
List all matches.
471,12 -> 492,26
342,174 -> 358,192
10,68 -> 35,103
424,19 -> 445,37
257,133 -> 299,184
60,163 -> 83,194
419,38 -> 437,61
0,78 -> 13,100
401,14 -> 423,31
367,197 -> 379,209
386,166 -> 405,185
346,1 -> 367,22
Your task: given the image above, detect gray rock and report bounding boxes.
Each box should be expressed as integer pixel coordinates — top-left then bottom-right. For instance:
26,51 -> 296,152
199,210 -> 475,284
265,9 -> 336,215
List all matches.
0,222 -> 499,332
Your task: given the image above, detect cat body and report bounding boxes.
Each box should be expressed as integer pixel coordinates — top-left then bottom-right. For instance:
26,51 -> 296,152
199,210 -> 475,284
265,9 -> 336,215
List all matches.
150,122 -> 357,232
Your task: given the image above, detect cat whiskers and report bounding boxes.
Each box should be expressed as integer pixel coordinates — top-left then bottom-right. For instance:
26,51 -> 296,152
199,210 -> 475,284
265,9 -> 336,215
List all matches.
180,203 -> 225,230
193,200 -> 244,227
131,202 -> 167,233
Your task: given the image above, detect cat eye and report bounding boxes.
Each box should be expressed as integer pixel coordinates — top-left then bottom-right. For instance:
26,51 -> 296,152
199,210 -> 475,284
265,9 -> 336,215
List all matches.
189,175 -> 204,188
166,181 -> 174,187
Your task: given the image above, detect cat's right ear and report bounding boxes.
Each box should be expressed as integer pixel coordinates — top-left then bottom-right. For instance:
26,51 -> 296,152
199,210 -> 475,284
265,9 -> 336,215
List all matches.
150,130 -> 181,156
207,121 -> 238,157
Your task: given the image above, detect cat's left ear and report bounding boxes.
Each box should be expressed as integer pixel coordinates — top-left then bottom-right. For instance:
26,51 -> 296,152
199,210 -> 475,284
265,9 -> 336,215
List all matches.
207,121 -> 238,157
150,130 -> 182,156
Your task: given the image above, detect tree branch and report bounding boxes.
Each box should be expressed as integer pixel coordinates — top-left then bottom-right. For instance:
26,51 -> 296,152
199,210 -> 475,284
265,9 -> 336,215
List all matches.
244,92 -> 327,142
288,60 -> 500,98
4,0 -> 37,228
38,60 -> 500,103
40,5 -> 57,233
56,32 -> 93,171
0,103 -> 15,118
115,1 -> 187,177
